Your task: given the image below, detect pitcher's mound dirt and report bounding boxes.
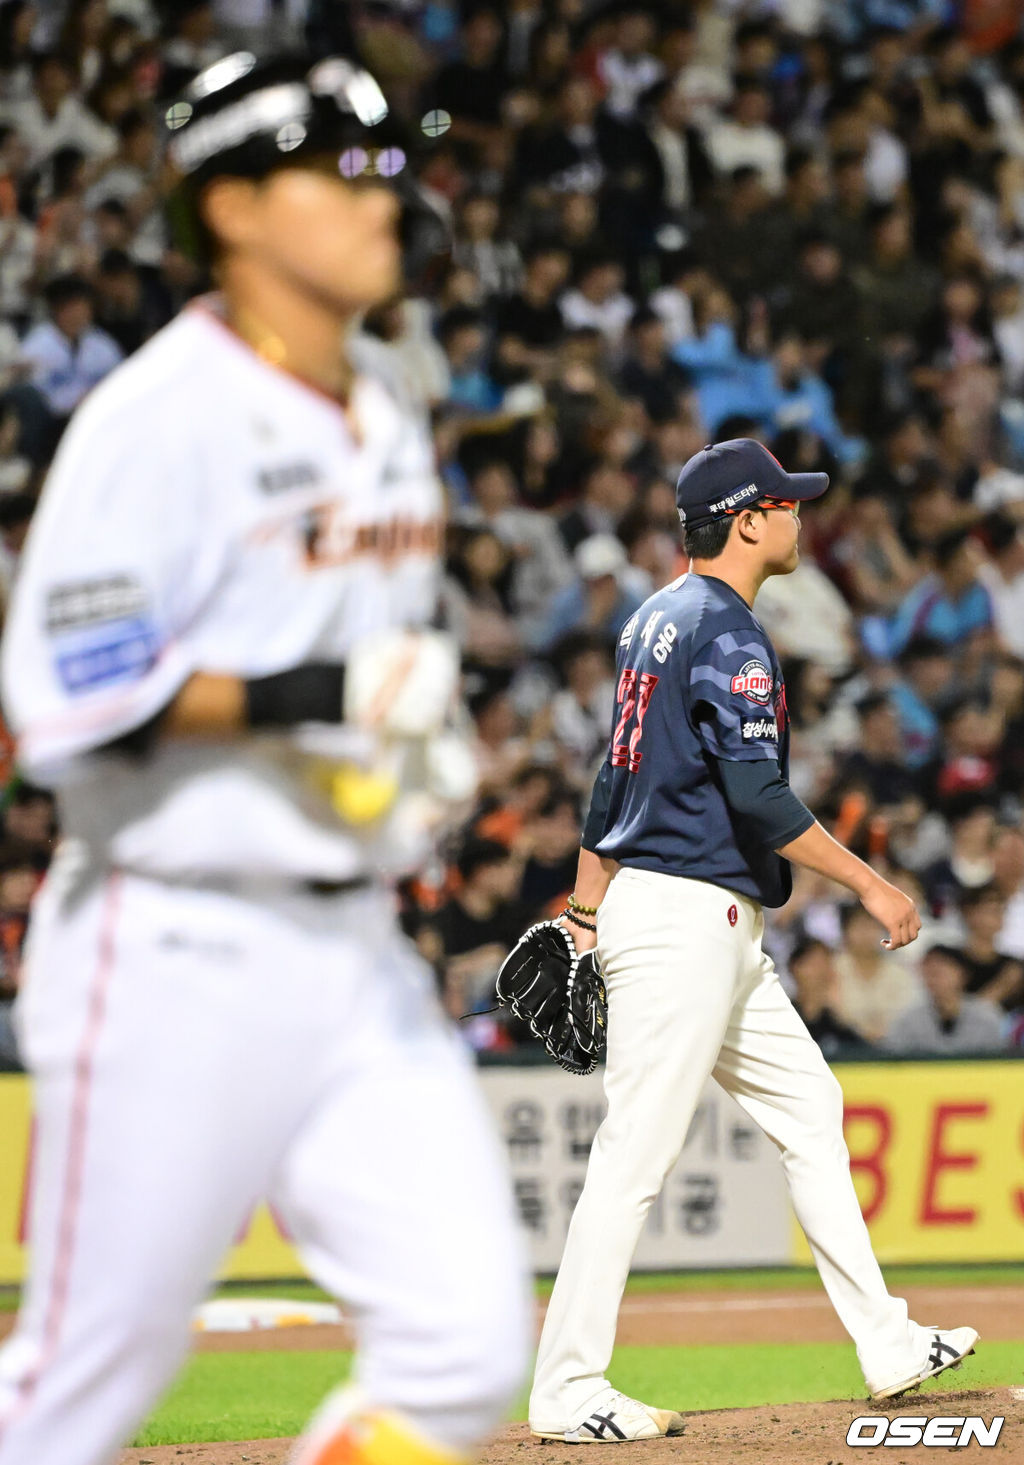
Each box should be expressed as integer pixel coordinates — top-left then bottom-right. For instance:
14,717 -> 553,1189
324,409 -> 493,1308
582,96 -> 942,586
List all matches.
119,1388 -> 1024,1465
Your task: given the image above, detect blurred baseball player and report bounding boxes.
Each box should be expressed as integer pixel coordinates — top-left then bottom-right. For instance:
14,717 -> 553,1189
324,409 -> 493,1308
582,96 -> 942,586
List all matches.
0,54 -> 528,1465
528,440 -> 978,1443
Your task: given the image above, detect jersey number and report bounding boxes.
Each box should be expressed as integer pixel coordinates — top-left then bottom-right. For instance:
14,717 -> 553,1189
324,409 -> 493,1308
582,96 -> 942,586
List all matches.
611,668 -> 659,773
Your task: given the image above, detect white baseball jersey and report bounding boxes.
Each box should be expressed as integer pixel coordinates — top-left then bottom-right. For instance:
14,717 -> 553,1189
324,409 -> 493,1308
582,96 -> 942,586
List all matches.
1,301 -> 444,882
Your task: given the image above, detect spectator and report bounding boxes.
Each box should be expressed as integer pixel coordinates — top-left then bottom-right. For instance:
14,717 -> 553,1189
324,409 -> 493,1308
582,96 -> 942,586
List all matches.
889,636 -> 955,768
494,243 -> 570,382
596,7 -> 663,121
789,936 -> 871,1059
833,902 -> 922,1043
703,79 -> 786,196
648,249 -> 702,348
433,836 -> 528,1020
548,632 -> 616,771
883,529 -> 994,658
831,484 -> 920,613
933,697 -> 1002,800
922,794 -> 999,915
617,307 -> 691,422
691,165 -> 772,299
558,458 -> 636,554
451,193 -> 521,302
431,7 -> 508,146
854,202 -> 940,346
760,147 -> 832,273
827,148 -> 873,264
882,944 -> 1005,1054
438,306 -> 501,414
84,106 -> 166,267
860,408 -> 933,506
458,458 -> 572,645
978,513 -> 1024,655
0,2 -> 37,108
20,273 -> 122,421
773,231 -> 863,384
537,533 -> 645,652
0,165 -> 37,323
751,331 -> 864,463
640,77 -> 713,220
559,253 -> 634,355
992,274 -> 1024,397
93,248 -> 166,355
3,51 -> 113,169
957,882 -> 1024,1009
442,526 -> 522,671
514,74 -> 606,201
518,786 -> 583,910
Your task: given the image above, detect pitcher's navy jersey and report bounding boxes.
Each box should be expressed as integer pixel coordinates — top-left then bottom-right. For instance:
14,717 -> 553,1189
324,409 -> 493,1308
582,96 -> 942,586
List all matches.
593,572 -> 796,907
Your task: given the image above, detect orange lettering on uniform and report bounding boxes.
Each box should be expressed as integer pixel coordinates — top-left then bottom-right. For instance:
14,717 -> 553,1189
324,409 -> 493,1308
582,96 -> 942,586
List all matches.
919,1102 -> 987,1225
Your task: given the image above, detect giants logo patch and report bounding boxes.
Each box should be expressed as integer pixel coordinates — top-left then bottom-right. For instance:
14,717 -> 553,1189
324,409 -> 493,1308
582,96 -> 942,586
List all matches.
730,659 -> 773,705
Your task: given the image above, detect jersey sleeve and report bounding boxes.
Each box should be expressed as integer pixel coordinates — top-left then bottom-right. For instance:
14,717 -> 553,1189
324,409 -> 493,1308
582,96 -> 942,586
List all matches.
1,390 -> 229,785
689,628 -> 781,763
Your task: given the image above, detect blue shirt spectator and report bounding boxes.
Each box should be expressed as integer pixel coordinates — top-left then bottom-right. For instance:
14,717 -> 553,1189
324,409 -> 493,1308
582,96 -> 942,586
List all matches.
536,534 -> 646,652
20,274 -> 122,420
868,532 -> 994,659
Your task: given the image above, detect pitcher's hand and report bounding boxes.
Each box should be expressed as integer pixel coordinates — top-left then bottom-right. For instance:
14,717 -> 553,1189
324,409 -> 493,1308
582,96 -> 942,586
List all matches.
860,876 -> 921,950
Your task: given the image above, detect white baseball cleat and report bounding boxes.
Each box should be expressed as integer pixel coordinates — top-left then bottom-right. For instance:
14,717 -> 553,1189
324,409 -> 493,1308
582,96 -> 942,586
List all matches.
531,1389 -> 687,1443
866,1326 -> 980,1402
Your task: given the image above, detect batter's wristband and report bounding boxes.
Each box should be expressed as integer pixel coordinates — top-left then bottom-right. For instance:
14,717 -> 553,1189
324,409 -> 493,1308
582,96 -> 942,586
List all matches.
245,663 -> 345,728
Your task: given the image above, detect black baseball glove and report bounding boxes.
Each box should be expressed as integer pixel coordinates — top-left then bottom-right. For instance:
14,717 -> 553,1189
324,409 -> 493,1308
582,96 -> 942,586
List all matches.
495,920 -> 607,1075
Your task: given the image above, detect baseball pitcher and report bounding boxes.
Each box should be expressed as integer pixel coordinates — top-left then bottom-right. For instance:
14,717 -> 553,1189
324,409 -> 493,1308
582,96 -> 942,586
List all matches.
504,440 -> 978,1443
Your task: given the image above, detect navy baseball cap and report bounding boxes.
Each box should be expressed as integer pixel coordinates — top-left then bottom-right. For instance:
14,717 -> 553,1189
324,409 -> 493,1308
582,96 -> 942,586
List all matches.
675,439 -> 829,529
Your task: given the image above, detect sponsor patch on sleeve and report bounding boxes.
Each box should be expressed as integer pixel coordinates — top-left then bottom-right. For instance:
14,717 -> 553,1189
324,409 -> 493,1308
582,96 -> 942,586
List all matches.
741,717 -> 778,741
46,575 -> 159,695
730,659 -> 773,705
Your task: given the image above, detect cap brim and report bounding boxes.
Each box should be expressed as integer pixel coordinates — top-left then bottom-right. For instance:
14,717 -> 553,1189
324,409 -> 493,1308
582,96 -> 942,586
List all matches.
783,471 -> 830,502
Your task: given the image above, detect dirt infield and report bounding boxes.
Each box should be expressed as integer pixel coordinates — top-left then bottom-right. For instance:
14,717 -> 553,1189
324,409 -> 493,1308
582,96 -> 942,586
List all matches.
99,1283 -> 1022,1464
118,1389 -> 1024,1464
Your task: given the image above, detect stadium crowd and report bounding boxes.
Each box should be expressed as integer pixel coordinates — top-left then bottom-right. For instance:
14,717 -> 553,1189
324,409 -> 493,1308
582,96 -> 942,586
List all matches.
1,0 -> 1024,1066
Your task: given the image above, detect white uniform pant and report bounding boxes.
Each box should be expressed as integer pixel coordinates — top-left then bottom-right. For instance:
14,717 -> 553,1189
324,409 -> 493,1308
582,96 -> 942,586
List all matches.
530,868 -> 921,1429
0,865 -> 529,1465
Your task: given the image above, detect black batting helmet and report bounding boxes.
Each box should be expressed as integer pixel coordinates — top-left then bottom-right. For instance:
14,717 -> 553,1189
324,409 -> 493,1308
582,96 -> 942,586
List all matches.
164,52 -> 448,276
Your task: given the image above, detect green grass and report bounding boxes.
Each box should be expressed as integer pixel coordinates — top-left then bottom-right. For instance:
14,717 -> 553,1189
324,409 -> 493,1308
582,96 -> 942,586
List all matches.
0,1262 -> 1019,1316
133,1341 -> 1024,1447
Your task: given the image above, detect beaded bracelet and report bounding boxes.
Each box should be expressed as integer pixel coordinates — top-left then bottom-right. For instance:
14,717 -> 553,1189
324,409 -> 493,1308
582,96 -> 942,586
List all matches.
568,893 -> 598,916
563,908 -> 597,933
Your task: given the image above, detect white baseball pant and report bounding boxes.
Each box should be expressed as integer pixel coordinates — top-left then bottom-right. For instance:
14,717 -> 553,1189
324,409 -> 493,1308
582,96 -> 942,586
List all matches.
530,866 -> 923,1429
0,862 -> 529,1465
